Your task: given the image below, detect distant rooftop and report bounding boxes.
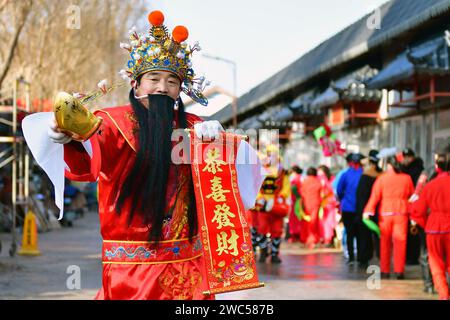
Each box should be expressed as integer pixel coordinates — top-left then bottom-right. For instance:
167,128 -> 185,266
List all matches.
211,0 -> 450,123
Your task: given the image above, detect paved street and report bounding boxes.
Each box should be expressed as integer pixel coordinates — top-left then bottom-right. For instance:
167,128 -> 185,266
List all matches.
0,212 -> 437,300
0,212 -> 102,300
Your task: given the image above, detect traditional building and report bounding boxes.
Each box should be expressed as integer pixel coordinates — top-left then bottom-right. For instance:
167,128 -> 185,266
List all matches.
209,0 -> 450,172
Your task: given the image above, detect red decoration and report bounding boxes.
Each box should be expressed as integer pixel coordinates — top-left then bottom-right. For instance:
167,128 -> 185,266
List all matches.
172,26 -> 189,43
148,10 -> 164,26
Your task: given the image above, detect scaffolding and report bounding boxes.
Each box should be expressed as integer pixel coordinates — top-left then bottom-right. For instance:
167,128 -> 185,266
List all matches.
0,77 -> 50,256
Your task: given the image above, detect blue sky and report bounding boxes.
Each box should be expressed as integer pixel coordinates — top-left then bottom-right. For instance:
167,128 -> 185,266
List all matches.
145,0 -> 389,97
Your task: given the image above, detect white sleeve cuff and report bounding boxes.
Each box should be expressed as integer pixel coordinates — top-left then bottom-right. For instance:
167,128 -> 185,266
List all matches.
235,140 -> 266,210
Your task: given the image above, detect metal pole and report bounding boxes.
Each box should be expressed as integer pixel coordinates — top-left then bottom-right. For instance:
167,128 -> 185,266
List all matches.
10,79 -> 18,256
24,83 -> 30,215
202,54 -> 238,127
19,140 -> 24,202
232,62 -> 237,128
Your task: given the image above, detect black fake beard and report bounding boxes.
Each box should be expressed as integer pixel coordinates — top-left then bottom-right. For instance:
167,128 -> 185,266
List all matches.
116,91 -> 197,242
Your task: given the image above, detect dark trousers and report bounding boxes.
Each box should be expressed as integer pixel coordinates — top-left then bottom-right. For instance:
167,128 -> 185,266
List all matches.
373,231 -> 380,259
342,212 -> 359,261
343,211 -> 375,263
406,221 -> 421,264
357,219 -> 374,264
419,227 -> 434,289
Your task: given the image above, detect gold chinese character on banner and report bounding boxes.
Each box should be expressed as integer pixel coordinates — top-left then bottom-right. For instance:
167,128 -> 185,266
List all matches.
203,148 -> 227,174
212,203 -> 236,229
206,177 -> 230,202
216,229 -> 239,256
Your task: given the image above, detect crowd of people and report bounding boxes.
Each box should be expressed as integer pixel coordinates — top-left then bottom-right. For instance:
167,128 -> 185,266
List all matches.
249,145 -> 450,300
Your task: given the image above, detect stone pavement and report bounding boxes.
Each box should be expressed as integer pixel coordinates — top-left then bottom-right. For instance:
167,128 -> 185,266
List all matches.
0,212 -> 101,300
0,212 -> 439,300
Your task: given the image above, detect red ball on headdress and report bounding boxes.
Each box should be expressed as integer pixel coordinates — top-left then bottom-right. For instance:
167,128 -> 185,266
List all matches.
148,10 -> 164,26
172,26 -> 189,43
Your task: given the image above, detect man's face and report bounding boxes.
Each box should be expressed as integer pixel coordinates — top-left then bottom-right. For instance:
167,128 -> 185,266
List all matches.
135,71 -> 182,108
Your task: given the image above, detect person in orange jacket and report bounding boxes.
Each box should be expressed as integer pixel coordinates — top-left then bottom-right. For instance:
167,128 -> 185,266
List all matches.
410,153 -> 450,300
363,157 -> 414,279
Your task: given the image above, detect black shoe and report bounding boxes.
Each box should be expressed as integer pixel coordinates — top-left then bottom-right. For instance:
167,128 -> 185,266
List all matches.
358,261 -> 369,269
423,286 -> 435,294
258,248 -> 268,263
346,257 -> 355,265
381,272 -> 390,279
395,273 -> 405,280
271,255 -> 282,264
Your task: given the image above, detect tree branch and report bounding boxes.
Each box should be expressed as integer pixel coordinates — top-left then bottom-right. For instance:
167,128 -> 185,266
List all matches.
0,2 -> 32,88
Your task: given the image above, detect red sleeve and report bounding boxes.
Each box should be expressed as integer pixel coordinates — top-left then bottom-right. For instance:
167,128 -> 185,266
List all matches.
363,176 -> 382,215
63,112 -> 111,182
185,112 -> 204,128
410,185 -> 429,228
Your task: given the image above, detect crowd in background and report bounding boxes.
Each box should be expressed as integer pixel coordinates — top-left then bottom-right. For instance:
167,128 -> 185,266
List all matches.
279,146 -> 450,300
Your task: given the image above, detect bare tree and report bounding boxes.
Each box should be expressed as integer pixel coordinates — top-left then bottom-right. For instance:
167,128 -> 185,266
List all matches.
0,0 -> 9,13
0,0 -> 32,90
0,0 -> 148,108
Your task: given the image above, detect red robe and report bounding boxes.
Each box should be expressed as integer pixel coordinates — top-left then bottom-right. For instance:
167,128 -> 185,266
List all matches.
300,176 -> 322,245
410,172 -> 450,300
318,175 -> 337,244
63,104 -> 212,300
363,171 -> 414,274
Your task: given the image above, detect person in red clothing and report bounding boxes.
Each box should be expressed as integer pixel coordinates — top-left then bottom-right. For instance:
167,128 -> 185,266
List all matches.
34,10 -> 264,300
363,157 -> 414,279
318,165 -> 338,247
410,153 -> 450,300
253,146 -> 291,264
300,167 -> 323,249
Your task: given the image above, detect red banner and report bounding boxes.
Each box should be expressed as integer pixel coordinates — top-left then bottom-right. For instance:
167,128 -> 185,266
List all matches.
189,131 -> 264,295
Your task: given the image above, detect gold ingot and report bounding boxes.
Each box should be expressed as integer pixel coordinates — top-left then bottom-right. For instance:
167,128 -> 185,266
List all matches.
53,92 -> 102,142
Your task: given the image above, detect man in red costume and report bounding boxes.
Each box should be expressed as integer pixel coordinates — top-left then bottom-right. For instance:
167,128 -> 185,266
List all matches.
252,145 -> 291,264
37,11 -> 264,300
411,152 -> 450,300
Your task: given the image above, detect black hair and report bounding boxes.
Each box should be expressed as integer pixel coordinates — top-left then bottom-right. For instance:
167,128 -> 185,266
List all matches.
116,90 -> 197,242
436,153 -> 450,172
306,167 -> 317,176
368,159 -> 382,173
318,165 -> 331,180
291,165 -> 303,175
386,156 -> 402,173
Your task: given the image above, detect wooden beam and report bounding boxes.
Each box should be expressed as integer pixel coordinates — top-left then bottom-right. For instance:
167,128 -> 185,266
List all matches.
389,91 -> 450,107
430,76 -> 435,104
348,113 -> 379,119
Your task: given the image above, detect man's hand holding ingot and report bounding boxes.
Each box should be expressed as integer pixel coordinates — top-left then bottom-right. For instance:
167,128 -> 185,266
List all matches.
48,119 -> 72,144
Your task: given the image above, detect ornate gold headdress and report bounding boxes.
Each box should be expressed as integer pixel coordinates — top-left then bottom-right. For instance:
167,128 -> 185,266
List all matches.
53,10 -> 212,142
119,10 -> 209,105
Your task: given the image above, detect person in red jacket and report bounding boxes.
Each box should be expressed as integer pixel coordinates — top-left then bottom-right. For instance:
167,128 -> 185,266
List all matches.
363,157 -> 414,279
318,165 -> 338,247
410,153 -> 450,300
